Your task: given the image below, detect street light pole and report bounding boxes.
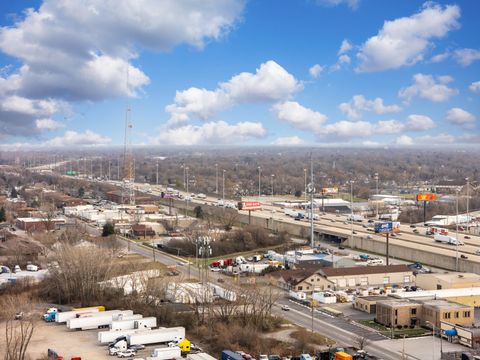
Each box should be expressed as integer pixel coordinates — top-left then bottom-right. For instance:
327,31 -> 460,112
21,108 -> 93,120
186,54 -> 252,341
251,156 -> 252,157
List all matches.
215,164 -> 218,194
350,180 -> 354,243
466,177 -> 470,233
156,161 -> 159,185
271,174 -> 275,198
456,187 -> 459,271
185,167 -> 189,218
304,168 -> 307,201
222,169 -> 226,204
258,166 -> 261,198
375,173 -> 379,219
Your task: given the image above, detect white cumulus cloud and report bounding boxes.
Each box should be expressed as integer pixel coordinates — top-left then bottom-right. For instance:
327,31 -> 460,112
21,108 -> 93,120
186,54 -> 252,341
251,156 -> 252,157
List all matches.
309,64 -> 324,78
356,3 -> 460,72
446,108 -> 476,127
338,39 -> 353,55
454,48 -> 480,67
271,136 -> 305,146
166,61 -> 300,126
272,101 -> 327,133
0,0 -> 244,137
44,130 -> 111,147
316,0 -> 360,10
35,118 -> 65,130
395,135 -> 414,146
469,81 -> 480,93
154,121 -> 266,145
405,114 -> 435,130
339,95 -> 402,120
399,73 -> 458,103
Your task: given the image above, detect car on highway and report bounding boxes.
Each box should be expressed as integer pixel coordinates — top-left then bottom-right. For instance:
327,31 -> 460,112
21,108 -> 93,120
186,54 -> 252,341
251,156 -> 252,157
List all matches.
368,219 -> 375,223
476,250 -> 480,256
281,305 -> 290,311
410,225 -> 416,228
461,254 -> 468,259
465,236 -> 471,239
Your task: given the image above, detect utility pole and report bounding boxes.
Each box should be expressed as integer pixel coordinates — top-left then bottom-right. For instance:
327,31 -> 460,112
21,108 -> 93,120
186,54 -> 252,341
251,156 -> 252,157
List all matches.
185,166 -> 189,218
304,168 -> 307,201
108,160 -> 111,180
350,180 -> 354,244
271,174 -> 275,198
156,161 -> 159,185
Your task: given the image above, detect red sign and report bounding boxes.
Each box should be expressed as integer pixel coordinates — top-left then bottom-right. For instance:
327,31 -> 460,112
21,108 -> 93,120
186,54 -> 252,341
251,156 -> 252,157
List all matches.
238,201 -> 262,211
416,193 -> 437,201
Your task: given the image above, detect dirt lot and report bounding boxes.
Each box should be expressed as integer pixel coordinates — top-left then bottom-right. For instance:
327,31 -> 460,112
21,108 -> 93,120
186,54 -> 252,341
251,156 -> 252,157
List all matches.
0,320 -> 153,359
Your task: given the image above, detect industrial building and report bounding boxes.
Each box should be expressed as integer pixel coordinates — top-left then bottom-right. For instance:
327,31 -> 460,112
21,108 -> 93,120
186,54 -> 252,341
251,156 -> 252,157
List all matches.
416,272 -> 480,290
376,298 -> 474,329
15,217 -> 66,231
392,287 -> 480,307
275,264 -> 414,293
354,296 -> 390,314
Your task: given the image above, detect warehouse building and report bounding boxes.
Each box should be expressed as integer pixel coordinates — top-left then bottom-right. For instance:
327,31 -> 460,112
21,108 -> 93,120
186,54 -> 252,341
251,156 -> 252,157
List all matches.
391,287 -> 480,307
416,272 -> 480,291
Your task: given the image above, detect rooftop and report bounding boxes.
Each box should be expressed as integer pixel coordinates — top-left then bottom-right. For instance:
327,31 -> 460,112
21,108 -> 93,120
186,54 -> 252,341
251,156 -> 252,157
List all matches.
319,264 -> 411,277
421,299 -> 470,310
392,287 -> 480,299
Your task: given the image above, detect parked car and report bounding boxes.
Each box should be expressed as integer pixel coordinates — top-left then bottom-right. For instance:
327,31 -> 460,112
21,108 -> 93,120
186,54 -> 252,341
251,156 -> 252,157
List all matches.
259,355 -> 268,360
465,236 -> 471,239
281,305 -> 290,311
117,349 -> 136,358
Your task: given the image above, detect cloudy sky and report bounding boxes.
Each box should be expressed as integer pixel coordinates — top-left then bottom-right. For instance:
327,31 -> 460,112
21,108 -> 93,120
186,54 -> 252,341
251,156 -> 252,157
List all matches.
0,0 -> 479,148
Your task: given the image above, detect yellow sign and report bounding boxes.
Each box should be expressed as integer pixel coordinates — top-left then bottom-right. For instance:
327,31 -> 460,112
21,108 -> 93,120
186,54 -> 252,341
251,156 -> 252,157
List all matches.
416,193 -> 437,201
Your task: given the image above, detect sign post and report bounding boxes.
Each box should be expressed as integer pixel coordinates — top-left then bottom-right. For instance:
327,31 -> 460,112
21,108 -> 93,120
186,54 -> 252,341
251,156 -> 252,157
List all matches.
416,193 -> 438,225
375,222 -> 393,265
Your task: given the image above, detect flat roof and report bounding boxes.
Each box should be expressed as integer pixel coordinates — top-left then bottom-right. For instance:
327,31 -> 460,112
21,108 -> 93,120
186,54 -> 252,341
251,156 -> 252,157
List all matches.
357,296 -> 390,302
393,287 -> 480,299
417,272 -> 480,283
421,299 -> 470,310
320,264 -> 411,277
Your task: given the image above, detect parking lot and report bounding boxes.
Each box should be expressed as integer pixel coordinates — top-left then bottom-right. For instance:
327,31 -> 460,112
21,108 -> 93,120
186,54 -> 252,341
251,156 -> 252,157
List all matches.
0,320 -> 153,359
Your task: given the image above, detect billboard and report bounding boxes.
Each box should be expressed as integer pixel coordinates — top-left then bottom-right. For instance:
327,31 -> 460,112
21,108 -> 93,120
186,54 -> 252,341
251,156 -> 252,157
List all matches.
238,201 -> 262,211
375,221 -> 401,234
374,222 -> 392,233
416,193 -> 437,201
321,187 -> 338,195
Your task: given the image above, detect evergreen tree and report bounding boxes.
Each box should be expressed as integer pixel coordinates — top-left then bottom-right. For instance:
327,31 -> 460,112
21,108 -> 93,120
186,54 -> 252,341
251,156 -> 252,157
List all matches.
102,222 -> 115,237
10,187 -> 18,198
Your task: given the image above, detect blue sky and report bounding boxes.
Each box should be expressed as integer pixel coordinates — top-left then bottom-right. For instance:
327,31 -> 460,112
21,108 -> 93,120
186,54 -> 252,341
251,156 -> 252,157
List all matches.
0,0 -> 479,148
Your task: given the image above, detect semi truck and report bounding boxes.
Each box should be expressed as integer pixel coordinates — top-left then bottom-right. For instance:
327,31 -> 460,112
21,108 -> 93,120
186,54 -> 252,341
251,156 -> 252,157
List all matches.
346,214 -> 364,222
55,306 -> 105,323
67,310 -> 134,330
434,234 -> 464,245
109,327 -> 185,353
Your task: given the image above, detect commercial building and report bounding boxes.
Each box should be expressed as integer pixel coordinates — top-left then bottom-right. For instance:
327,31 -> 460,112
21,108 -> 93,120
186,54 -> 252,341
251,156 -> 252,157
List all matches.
376,299 -> 422,327
416,273 -> 480,291
316,264 -> 414,290
391,287 -> 480,307
274,264 -> 414,293
15,217 -> 66,231
354,296 -> 390,314
422,299 -> 474,328
376,298 -> 474,329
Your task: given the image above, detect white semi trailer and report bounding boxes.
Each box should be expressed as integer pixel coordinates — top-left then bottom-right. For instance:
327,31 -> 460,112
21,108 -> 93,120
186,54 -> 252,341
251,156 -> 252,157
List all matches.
110,317 -> 157,331
434,234 -> 464,245
110,327 -> 185,352
67,310 -> 134,330
147,346 -> 182,360
55,308 -> 102,323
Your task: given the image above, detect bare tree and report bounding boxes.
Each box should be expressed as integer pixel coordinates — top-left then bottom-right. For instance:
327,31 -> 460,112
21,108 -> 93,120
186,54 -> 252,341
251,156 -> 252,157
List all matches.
354,335 -> 369,350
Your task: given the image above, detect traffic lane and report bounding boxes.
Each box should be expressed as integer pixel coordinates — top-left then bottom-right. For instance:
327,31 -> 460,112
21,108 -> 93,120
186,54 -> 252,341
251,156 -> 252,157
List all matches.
271,304 -> 400,360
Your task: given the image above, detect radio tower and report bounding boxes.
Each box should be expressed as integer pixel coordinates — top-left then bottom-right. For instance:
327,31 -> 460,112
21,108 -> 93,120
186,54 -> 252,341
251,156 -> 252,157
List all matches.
122,69 -> 135,205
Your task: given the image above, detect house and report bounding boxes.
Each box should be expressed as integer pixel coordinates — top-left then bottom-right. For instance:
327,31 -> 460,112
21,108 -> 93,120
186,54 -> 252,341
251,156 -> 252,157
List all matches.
131,224 -> 156,237
273,266 -> 322,292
